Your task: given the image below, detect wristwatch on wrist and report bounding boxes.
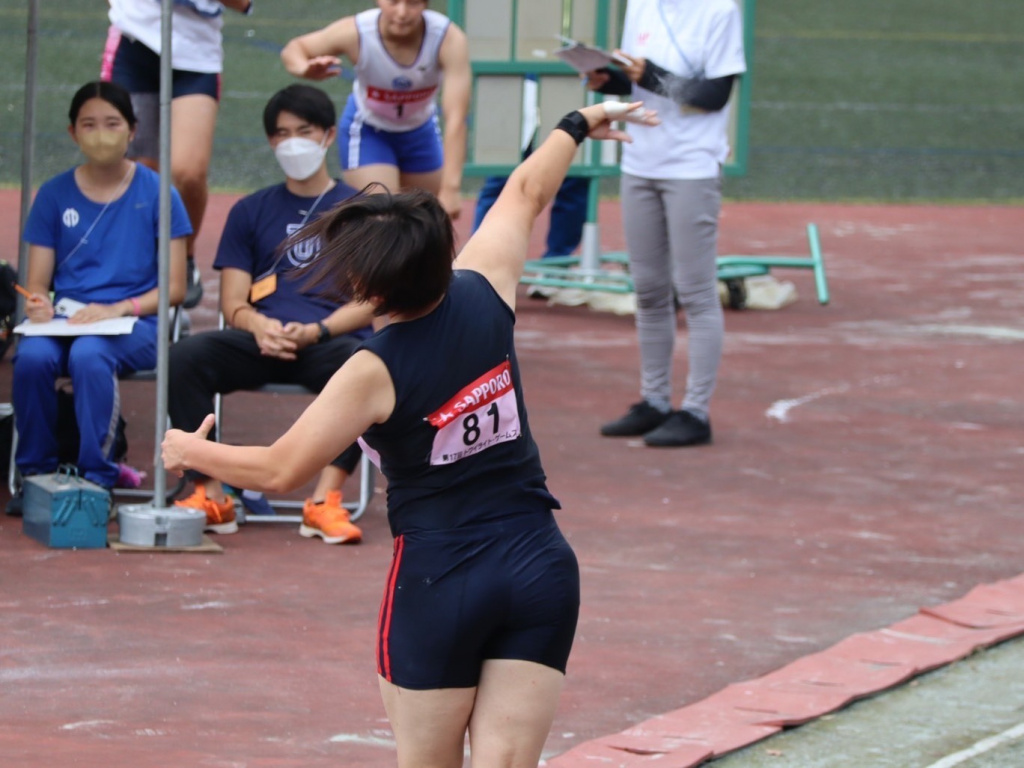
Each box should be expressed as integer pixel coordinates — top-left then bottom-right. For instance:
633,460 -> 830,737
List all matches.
316,322 -> 331,344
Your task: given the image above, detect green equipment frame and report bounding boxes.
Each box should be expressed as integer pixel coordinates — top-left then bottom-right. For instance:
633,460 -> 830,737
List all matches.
526,223 -> 830,306
449,0 -> 828,306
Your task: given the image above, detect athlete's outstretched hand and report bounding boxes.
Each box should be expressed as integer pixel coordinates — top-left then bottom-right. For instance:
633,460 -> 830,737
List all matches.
578,101 -> 659,143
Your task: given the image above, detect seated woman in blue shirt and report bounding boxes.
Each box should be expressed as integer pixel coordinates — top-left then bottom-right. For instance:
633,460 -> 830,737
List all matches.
13,80 -> 191,491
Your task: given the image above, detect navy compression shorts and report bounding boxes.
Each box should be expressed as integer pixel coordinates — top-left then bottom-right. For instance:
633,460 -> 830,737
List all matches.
377,511 -> 580,690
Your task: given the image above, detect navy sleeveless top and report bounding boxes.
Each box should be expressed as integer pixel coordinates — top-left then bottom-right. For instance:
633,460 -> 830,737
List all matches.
358,270 -> 560,536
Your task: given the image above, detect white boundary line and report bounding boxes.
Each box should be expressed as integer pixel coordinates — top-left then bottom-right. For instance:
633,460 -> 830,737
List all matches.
923,721 -> 1024,768
766,386 -> 847,423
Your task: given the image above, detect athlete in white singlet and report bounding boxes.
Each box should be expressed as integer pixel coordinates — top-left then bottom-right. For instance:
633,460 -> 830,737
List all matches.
280,0 -> 471,219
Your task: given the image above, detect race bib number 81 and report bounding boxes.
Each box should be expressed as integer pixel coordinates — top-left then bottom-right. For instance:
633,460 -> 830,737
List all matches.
427,361 -> 521,465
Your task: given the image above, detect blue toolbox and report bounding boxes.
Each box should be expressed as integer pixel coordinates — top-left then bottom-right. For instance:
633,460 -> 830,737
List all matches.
22,466 -> 111,549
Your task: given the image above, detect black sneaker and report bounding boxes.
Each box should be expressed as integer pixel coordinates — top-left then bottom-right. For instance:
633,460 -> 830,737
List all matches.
600,401 -> 671,437
643,410 -> 712,447
183,256 -> 203,309
5,490 -> 23,517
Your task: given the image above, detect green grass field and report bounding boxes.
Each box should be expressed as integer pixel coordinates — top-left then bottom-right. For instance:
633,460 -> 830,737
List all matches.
1,0 -> 1022,202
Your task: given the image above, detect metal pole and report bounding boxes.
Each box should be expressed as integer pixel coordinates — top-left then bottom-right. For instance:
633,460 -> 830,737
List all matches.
560,0 -> 572,38
16,0 -> 40,320
152,0 -> 174,505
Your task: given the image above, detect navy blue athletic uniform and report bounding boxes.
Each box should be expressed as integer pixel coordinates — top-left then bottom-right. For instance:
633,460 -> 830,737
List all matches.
360,269 -> 580,690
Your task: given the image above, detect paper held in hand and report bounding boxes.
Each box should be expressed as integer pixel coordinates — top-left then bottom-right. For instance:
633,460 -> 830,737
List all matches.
553,36 -> 629,75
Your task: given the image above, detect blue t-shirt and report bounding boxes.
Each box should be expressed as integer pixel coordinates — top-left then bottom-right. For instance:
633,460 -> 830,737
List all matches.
360,270 -> 560,536
23,164 -> 192,305
214,181 -> 369,334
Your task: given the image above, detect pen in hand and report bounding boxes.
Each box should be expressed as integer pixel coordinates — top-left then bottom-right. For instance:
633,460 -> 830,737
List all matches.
16,284 -> 56,323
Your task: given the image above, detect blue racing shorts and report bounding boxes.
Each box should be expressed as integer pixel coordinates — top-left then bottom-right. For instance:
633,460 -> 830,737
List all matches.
377,510 -> 580,690
339,94 -> 444,174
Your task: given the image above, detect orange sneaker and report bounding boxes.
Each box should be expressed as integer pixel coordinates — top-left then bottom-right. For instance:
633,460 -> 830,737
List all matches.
300,491 -> 362,544
175,486 -> 238,534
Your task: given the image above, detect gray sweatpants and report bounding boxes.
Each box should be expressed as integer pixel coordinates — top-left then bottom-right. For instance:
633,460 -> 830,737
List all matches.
620,173 -> 724,420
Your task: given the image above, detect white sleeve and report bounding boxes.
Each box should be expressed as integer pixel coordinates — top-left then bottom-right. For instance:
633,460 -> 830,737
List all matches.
704,3 -> 747,79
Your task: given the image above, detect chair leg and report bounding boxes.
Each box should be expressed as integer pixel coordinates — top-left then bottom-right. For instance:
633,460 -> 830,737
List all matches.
8,416 -> 19,497
241,453 -> 375,524
214,373 -> 376,525
346,453 -> 374,522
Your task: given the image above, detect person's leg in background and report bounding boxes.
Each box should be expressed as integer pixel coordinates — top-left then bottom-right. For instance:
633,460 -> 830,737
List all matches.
600,173 -> 675,438
170,89 -> 219,308
397,114 -> 449,208
543,176 -> 588,259
289,336 -> 365,544
104,34 -> 214,308
168,329 -> 280,533
472,174 -> 509,233
68,325 -> 157,489
339,96 -> 403,198
11,337 -> 67,483
641,175 -> 723,447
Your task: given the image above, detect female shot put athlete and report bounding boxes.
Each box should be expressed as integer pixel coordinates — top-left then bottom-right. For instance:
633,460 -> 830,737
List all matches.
162,100 -> 657,768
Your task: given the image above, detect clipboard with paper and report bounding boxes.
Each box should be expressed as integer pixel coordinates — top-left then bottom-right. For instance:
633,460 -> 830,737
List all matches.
552,35 -> 630,75
13,297 -> 138,337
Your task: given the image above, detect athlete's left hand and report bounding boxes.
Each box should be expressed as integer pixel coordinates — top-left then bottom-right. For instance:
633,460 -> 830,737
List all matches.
578,101 -> 660,143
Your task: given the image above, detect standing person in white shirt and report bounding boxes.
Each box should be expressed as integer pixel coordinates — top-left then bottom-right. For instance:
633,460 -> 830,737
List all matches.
102,0 -> 253,307
280,0 -> 471,219
587,0 -> 746,447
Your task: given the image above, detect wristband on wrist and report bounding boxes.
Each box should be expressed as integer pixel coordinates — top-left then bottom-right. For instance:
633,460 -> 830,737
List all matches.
316,322 -> 331,344
129,297 -> 141,317
555,110 -> 589,146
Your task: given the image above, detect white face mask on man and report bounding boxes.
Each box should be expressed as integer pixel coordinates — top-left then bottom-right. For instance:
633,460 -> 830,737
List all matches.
274,136 -> 328,181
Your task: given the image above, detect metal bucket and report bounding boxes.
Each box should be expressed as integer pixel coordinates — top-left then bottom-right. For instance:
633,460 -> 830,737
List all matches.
117,504 -> 205,548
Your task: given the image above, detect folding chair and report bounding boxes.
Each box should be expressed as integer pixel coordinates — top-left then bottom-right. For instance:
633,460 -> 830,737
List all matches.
211,315 -> 374,524
212,384 -> 374,523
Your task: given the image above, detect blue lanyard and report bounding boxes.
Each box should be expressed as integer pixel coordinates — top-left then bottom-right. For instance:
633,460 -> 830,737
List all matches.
656,0 -> 700,77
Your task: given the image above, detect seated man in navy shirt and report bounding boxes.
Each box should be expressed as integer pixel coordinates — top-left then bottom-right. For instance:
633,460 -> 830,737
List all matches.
169,84 -> 373,543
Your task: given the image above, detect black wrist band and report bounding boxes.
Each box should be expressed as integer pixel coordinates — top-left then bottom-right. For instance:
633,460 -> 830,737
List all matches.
637,60 -> 662,94
555,111 -> 589,146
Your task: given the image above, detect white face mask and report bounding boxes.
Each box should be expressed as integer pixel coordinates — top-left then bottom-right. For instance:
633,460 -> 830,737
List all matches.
274,136 -> 328,181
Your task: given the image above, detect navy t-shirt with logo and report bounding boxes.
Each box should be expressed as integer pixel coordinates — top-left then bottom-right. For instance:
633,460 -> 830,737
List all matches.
214,180 -> 369,335
359,270 -> 560,536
